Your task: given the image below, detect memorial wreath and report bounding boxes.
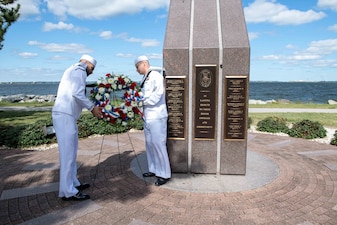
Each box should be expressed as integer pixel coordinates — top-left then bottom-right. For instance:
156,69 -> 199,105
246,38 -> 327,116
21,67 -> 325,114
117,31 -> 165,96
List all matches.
90,73 -> 144,125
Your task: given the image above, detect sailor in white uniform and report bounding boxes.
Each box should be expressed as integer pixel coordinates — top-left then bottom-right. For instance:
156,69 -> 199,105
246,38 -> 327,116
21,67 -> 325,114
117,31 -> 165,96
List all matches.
52,54 -> 102,200
135,55 -> 171,186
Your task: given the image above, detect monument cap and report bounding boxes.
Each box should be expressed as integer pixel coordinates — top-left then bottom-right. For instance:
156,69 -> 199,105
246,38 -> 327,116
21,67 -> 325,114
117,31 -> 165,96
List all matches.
134,55 -> 148,65
80,54 -> 97,67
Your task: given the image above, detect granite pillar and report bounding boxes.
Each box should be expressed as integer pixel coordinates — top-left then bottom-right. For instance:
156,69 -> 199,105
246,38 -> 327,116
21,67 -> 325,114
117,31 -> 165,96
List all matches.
164,0 -> 250,174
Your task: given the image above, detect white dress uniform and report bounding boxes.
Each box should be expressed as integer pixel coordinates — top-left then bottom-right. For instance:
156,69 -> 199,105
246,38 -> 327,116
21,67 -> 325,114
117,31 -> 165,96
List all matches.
142,70 -> 171,179
52,61 -> 95,198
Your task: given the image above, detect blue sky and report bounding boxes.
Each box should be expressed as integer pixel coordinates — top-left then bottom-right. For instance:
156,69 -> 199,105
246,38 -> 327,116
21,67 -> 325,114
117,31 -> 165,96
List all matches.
1,0 -> 337,82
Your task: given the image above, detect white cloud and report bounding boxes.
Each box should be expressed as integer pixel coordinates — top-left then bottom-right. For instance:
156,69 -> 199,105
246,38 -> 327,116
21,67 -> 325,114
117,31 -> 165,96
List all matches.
244,0 -> 326,25
286,44 -> 296,49
248,32 -> 259,40
43,21 -> 74,31
99,31 -> 113,40
28,41 -> 93,53
116,53 -> 134,58
317,0 -> 337,11
262,39 -> 337,70
306,39 -> 337,55
289,54 -> 322,60
328,24 -> 337,32
43,0 -> 169,20
262,55 -> 280,60
18,52 -> 38,58
126,37 -> 160,47
15,0 -> 40,20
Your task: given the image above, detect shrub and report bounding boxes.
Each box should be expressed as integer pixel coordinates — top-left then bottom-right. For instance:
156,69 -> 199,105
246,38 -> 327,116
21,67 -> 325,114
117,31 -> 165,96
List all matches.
0,113 -> 144,149
0,116 -> 56,148
77,113 -> 143,138
248,117 -> 252,129
256,116 -> 289,133
287,119 -> 327,139
330,130 -> 337,146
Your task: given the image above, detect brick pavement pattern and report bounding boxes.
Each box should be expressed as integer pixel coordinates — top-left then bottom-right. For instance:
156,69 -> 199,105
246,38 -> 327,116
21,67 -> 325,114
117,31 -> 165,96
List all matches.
1,131 -> 337,224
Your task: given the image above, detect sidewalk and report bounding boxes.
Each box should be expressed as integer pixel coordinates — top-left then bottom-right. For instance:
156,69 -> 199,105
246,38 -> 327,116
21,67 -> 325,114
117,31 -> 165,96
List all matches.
1,130 -> 337,224
2,106 -> 337,113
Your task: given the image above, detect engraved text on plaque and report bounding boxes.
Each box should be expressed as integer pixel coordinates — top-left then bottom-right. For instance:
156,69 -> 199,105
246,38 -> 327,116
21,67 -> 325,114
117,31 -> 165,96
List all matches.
194,65 -> 216,139
166,77 -> 186,139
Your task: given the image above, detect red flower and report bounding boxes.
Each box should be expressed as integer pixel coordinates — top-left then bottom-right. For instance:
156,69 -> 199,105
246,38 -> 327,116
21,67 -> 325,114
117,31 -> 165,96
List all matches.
120,112 -> 127,120
133,107 -> 139,114
118,77 -> 126,85
106,73 -> 111,77
105,83 -> 111,88
130,82 -> 137,90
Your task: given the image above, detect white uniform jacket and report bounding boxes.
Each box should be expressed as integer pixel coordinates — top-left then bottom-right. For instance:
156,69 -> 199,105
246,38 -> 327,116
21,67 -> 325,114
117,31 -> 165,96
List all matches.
141,70 -> 167,120
52,62 -> 94,119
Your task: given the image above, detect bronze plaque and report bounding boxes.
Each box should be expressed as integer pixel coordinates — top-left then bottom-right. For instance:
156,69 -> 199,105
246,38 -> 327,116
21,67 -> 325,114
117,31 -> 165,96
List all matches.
194,65 -> 217,140
166,77 -> 186,139
224,76 -> 247,140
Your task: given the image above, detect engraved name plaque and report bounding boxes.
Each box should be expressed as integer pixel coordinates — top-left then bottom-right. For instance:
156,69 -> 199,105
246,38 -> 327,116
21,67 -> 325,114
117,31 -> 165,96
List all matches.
194,65 -> 217,140
224,76 -> 247,140
166,77 -> 186,139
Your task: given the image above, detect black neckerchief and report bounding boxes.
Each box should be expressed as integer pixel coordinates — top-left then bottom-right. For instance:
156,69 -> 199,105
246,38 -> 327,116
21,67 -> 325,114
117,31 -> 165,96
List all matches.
140,70 -> 152,88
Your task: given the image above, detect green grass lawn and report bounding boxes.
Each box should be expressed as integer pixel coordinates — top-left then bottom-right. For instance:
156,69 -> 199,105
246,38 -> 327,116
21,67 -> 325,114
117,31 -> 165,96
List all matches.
1,102 -> 337,127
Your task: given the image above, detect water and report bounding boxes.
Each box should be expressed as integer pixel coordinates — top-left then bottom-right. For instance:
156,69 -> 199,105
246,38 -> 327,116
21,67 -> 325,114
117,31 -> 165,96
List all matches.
1,81 -> 336,104
248,81 -> 337,104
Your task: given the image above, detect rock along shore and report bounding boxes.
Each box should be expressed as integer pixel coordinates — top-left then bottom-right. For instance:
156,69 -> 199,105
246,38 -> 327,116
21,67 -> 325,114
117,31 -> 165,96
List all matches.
0,94 -> 56,103
1,94 -> 337,105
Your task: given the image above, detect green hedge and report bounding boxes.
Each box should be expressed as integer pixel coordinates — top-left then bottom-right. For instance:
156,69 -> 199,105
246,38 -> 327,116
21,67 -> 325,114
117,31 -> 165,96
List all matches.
0,114 -> 143,149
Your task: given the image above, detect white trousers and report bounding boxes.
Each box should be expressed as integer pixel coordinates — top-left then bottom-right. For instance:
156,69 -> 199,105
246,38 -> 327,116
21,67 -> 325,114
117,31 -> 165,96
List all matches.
52,112 -> 80,197
144,117 -> 171,179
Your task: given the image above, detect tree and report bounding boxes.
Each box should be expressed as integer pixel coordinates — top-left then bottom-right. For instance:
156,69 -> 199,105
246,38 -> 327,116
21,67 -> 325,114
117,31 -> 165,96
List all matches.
0,0 -> 20,50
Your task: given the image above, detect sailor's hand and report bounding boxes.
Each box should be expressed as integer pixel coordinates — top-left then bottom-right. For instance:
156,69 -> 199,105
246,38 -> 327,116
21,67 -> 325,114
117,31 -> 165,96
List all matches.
91,106 -> 103,119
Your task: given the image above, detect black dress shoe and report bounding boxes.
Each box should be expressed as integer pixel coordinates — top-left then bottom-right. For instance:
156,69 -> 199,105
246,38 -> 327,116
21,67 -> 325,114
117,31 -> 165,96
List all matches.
76,183 -> 90,190
155,177 -> 169,186
143,172 -> 156,177
61,191 -> 90,201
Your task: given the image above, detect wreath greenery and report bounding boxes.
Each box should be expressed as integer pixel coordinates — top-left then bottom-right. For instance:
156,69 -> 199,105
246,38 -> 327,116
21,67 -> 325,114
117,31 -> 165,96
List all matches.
90,73 -> 144,125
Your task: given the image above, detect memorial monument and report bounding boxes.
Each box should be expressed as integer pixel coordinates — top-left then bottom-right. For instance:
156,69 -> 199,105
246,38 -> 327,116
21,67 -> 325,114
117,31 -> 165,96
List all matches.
163,0 -> 250,175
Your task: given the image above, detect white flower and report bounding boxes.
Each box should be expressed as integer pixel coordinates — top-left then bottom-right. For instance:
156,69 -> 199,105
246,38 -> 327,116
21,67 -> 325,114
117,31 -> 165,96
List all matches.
97,79 -> 103,85
105,105 -> 112,111
107,78 -> 114,84
131,101 -> 138,107
123,108 -> 128,114
122,121 -> 128,126
138,101 -> 143,107
104,93 -> 110,99
111,83 -> 117,90
127,111 -> 134,118
118,84 -> 123,90
95,94 -> 102,101
98,87 -> 105,94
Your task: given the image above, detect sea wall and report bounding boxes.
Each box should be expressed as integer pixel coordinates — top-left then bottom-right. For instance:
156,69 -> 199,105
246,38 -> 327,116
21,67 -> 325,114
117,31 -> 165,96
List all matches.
0,94 -> 56,103
1,94 -> 337,105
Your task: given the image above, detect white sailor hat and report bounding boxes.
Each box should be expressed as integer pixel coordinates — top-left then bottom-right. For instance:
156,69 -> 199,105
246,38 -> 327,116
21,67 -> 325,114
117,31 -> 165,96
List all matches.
80,54 -> 97,67
134,55 -> 148,65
